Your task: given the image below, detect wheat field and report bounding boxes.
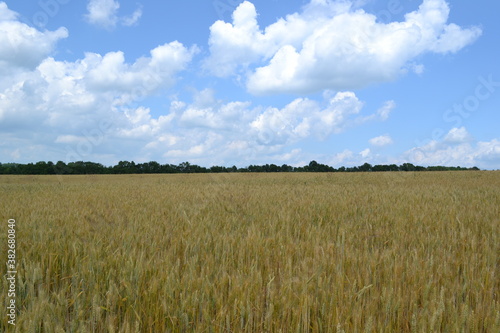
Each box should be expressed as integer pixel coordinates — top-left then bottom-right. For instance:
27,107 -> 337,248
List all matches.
0,171 -> 499,332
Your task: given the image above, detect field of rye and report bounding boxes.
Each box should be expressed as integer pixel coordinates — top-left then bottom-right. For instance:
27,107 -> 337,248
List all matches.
1,171 -> 499,332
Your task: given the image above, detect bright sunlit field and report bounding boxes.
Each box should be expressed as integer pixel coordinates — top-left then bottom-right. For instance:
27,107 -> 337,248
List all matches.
1,172 -> 499,332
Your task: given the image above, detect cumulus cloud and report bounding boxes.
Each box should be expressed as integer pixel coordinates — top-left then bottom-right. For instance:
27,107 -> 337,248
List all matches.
250,91 -> 375,144
85,0 -> 119,28
141,90 -> 392,166
443,126 -> 473,144
205,0 -> 482,94
0,5 -> 197,164
24,40 -> 197,133
180,100 -> 253,131
85,0 -> 142,29
406,128 -> 500,169
0,2 -> 16,21
369,134 -> 393,147
82,41 -> 197,95
0,2 -> 68,75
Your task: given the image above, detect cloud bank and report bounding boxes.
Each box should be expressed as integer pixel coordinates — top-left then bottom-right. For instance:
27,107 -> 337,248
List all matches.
406,128 -> 500,169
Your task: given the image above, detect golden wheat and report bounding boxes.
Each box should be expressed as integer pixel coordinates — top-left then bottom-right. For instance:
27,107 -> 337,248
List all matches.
0,171 -> 499,332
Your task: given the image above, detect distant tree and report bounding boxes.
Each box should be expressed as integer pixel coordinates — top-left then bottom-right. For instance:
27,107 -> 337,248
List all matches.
210,166 -> 226,173
150,161 -> 161,173
53,161 -> 72,175
35,161 -> 50,174
400,163 -> 416,172
136,161 -> 161,173
2,163 -> 20,174
191,164 -> 209,173
177,162 -> 191,173
113,161 -> 137,174
268,164 -> 279,172
388,164 -> 399,172
0,160 -> 481,174
160,164 -> 178,173
247,165 -> 260,172
372,164 -> 390,172
305,160 -> 334,172
358,163 -> 372,172
308,160 -> 319,171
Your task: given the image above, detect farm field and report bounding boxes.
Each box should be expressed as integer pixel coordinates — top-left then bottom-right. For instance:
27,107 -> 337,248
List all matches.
1,172 -> 499,332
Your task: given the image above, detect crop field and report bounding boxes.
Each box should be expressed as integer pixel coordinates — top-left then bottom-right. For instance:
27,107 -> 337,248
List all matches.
0,171 -> 499,332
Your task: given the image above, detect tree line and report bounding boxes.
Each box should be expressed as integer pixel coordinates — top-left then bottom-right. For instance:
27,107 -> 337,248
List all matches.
0,160 -> 480,175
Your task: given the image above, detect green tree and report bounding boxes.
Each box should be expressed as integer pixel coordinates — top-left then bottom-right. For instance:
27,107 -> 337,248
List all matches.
358,163 -> 372,172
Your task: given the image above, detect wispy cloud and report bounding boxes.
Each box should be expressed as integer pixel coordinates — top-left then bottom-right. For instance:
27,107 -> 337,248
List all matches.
122,6 -> 142,27
85,0 -> 142,29
369,135 -> 394,147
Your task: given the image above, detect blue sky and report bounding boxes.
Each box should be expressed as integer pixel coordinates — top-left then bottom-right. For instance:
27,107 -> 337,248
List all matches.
0,0 -> 499,168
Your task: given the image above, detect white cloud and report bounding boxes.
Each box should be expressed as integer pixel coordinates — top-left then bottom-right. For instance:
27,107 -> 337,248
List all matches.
476,140 -> 500,166
120,90 -> 392,166
410,63 -> 425,75
0,3 -> 196,164
20,40 -> 196,135
249,91 -> 391,145
0,3 -> 68,75
0,2 -> 17,21
273,148 -> 302,163
82,41 -> 197,95
180,101 -> 253,130
369,134 -> 393,147
324,128 -> 500,169
177,89 -> 255,130
360,148 -> 371,158
85,0 -> 120,28
85,0 -> 142,29
205,0 -> 482,94
351,100 -> 395,126
443,126 -> 473,144
376,101 -> 395,121
122,7 -> 142,26
55,135 -> 89,144
405,128 -> 500,169
328,149 -> 358,167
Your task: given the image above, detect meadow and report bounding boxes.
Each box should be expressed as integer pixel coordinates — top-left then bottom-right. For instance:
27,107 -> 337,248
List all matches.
0,171 -> 499,332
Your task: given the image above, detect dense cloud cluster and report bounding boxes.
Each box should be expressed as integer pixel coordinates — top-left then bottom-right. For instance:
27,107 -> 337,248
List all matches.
205,0 -> 482,94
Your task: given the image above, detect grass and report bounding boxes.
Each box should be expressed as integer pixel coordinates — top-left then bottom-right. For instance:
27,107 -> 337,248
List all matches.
0,171 -> 499,332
